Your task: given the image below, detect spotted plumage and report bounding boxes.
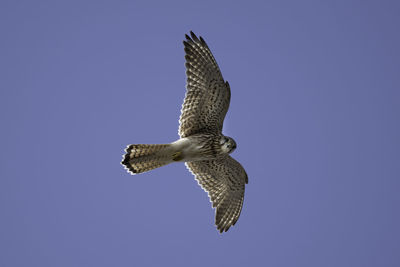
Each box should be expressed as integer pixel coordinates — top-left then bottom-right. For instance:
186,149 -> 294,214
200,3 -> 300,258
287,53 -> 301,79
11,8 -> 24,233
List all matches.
121,32 -> 248,233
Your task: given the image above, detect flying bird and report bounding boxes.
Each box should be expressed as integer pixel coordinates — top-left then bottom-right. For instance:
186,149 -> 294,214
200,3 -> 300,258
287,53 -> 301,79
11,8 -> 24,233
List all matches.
121,31 -> 248,233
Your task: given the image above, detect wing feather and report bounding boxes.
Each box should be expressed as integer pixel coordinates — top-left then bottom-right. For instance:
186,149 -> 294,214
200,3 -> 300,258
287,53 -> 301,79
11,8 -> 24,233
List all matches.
186,156 -> 248,233
179,31 -> 231,137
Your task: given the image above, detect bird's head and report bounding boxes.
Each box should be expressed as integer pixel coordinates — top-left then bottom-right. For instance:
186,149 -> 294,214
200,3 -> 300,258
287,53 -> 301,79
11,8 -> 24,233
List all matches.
220,136 -> 237,154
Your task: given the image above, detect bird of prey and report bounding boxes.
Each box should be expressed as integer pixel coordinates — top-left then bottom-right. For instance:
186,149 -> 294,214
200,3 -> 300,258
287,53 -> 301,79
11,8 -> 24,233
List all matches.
121,31 -> 248,233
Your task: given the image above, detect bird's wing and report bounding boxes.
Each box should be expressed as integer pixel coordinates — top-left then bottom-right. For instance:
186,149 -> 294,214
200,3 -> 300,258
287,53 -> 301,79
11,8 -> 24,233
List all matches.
179,31 -> 231,138
186,156 -> 248,233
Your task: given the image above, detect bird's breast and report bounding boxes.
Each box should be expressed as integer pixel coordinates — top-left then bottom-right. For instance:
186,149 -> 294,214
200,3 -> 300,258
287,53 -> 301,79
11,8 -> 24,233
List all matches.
172,134 -> 222,162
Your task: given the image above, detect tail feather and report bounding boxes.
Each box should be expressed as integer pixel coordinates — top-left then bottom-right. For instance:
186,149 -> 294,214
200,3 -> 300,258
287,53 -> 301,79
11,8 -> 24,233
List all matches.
121,144 -> 172,174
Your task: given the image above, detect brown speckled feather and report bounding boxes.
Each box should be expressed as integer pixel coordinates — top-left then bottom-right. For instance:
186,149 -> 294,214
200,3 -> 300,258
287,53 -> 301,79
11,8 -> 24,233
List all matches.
121,144 -> 171,174
186,156 -> 248,233
179,31 -> 231,138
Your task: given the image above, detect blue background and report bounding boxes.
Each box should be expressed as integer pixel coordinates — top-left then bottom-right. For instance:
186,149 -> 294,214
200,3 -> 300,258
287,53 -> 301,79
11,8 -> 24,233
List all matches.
1,0 -> 399,266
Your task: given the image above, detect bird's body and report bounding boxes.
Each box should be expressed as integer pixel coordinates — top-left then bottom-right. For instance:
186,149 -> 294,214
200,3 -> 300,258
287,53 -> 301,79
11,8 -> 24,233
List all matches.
171,134 -> 236,162
121,32 -> 248,233
122,134 -> 235,172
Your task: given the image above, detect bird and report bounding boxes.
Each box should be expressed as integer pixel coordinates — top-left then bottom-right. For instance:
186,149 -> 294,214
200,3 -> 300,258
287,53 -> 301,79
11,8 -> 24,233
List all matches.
121,31 -> 248,233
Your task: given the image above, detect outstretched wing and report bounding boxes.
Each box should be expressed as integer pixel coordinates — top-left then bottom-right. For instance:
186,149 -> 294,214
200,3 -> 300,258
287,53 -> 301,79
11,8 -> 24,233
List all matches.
179,31 -> 231,138
186,156 -> 248,233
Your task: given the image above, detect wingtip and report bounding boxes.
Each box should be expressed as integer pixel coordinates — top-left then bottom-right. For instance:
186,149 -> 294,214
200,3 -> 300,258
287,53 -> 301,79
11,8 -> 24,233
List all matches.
216,224 -> 230,233
190,31 -> 200,42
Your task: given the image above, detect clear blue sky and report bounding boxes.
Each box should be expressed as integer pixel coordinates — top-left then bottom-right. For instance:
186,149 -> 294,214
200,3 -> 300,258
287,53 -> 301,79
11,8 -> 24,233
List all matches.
1,0 -> 399,266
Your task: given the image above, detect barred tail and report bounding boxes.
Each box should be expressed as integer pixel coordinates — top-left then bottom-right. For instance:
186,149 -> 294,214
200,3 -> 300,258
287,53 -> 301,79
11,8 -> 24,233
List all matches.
121,144 -> 173,174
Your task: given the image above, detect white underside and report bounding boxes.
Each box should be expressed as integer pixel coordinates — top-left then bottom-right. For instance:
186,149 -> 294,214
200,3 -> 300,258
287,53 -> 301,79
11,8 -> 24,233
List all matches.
171,138 -> 209,162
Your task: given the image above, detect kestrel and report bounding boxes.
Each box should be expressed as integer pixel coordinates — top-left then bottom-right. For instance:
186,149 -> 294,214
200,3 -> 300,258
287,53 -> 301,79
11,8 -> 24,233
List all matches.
121,31 -> 248,233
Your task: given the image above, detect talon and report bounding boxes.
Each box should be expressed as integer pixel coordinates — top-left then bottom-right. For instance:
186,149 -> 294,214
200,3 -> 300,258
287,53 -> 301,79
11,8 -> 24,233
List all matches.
172,151 -> 183,161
